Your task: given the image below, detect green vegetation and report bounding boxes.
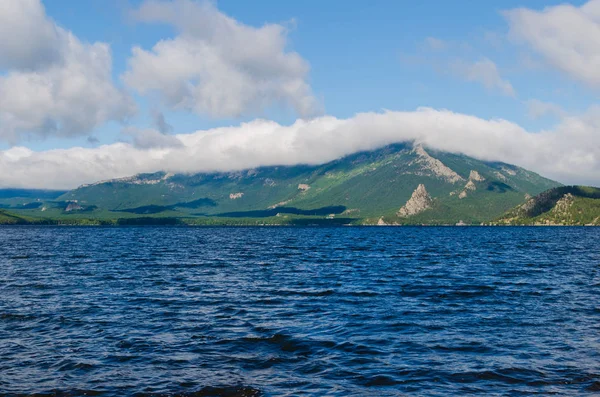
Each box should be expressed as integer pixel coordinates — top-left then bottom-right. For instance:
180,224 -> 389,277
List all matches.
0,210 -> 27,224
495,186 -> 600,226
0,144 -> 564,226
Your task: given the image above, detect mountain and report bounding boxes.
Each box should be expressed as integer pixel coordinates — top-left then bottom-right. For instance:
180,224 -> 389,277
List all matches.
495,186 -> 600,226
1,143 -> 561,225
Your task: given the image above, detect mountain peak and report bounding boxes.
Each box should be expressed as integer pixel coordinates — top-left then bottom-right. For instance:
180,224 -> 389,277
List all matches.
411,144 -> 464,184
398,184 -> 433,217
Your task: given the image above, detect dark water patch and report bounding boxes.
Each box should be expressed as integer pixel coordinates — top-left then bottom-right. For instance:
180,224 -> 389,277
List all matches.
0,312 -> 37,322
586,381 -> 600,392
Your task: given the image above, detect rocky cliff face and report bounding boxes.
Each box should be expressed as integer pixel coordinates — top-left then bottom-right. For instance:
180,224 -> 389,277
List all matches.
469,170 -> 485,182
411,145 -> 464,183
457,170 -> 485,199
551,193 -> 574,214
65,201 -> 83,212
398,184 -> 433,217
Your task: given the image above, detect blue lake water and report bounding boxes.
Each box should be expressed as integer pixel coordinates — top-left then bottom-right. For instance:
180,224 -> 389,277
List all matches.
1,226 -> 600,396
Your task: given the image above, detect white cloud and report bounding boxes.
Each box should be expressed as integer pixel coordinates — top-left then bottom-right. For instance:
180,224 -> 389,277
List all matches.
123,0 -> 319,118
0,0 -> 61,70
122,127 -> 183,150
451,58 -> 516,96
505,0 -> 600,88
402,39 -> 514,96
526,99 -> 566,120
1,108 -> 600,189
0,0 -> 135,142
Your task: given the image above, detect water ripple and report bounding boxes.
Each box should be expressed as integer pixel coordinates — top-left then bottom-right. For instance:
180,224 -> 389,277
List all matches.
1,226 -> 600,396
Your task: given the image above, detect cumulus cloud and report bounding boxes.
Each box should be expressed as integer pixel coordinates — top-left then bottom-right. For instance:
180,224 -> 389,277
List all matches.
451,58 -> 516,96
0,0 -> 61,70
0,0 -> 135,142
505,0 -> 600,88
123,0 -> 319,118
1,108 -> 600,189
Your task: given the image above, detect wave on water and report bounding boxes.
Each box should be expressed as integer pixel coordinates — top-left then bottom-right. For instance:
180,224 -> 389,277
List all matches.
1,226 -> 600,396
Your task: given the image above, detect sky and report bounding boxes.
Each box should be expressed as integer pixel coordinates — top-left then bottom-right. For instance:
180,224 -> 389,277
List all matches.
1,0 -> 599,189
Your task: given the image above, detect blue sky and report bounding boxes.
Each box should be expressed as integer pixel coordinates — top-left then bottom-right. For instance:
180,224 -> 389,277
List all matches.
1,0 -> 600,188
34,0 -> 590,145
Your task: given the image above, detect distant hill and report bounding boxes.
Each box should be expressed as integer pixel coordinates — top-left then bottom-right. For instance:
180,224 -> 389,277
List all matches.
495,186 -> 600,226
0,209 -> 30,224
0,189 -> 67,200
1,143 -> 561,225
0,189 -> 67,212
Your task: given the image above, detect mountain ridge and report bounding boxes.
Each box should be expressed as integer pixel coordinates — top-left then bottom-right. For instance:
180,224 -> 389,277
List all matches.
495,186 -> 600,226
0,143 -> 561,225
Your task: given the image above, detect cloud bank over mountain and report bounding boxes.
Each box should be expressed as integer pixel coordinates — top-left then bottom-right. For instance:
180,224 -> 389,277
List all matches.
1,0 -> 600,189
1,108 -> 599,189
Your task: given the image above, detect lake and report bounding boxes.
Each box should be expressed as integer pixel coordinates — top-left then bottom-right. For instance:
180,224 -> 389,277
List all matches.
1,226 -> 599,396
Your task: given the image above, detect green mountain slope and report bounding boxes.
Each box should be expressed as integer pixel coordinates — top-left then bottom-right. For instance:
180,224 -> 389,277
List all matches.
2,143 -> 561,225
0,209 -> 33,224
495,186 -> 600,226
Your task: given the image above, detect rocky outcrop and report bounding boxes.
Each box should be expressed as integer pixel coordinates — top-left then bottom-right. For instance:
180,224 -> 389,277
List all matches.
501,166 -> 517,176
552,193 -> 574,214
519,197 -> 537,214
469,170 -> 485,182
65,201 -> 83,212
268,199 -> 291,209
398,184 -> 433,217
377,217 -> 387,226
457,170 -> 484,199
494,171 -> 507,181
496,186 -> 600,225
411,145 -> 464,183
229,192 -> 244,199
298,184 -> 310,191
